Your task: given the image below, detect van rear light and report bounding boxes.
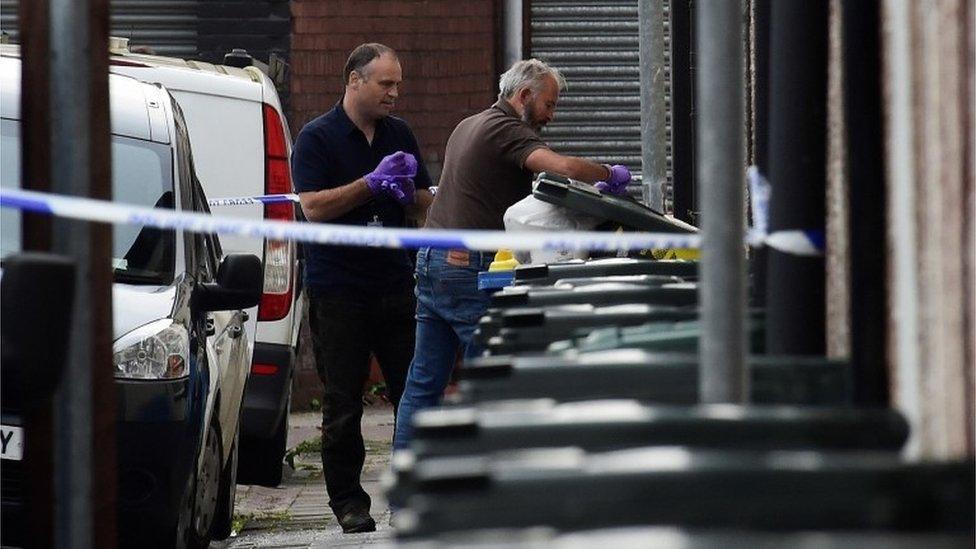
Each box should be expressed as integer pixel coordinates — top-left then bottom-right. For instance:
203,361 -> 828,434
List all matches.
259,239 -> 293,320
259,103 -> 295,322
251,363 -> 280,376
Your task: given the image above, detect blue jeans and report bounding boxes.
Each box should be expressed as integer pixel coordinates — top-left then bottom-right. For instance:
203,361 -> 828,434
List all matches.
393,247 -> 494,451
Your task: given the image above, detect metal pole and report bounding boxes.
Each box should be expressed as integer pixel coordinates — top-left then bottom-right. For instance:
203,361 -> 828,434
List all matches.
670,0 -> 697,224
749,0 -> 771,310
697,0 -> 748,403
18,2 -> 56,547
842,0 -> 888,404
638,0 -> 668,211
50,0 -> 114,546
765,1 -> 828,355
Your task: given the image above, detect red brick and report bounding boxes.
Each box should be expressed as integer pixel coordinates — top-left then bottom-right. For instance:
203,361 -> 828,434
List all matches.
291,1 -> 336,18
290,0 -> 499,164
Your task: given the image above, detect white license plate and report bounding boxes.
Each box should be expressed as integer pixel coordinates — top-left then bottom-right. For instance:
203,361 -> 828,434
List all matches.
1,425 -> 23,461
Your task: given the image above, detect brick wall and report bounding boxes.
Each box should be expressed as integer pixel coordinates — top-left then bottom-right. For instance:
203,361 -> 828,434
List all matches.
289,0 -> 501,178
289,1 -> 501,410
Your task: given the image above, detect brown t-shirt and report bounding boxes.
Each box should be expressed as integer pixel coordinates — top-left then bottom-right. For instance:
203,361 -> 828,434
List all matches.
425,100 -> 548,230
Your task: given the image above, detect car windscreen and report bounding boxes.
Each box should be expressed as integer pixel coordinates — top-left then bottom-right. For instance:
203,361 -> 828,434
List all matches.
1,118 -> 176,284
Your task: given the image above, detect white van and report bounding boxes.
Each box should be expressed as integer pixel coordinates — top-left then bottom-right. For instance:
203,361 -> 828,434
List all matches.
1,51 -> 261,546
109,37 -> 302,486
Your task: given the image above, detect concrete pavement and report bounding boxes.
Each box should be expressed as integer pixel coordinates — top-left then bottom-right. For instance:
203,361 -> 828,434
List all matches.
215,403 -> 398,548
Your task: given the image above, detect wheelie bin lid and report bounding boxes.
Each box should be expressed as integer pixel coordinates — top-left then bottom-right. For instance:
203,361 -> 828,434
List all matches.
533,172 -> 698,233
514,257 -> 699,284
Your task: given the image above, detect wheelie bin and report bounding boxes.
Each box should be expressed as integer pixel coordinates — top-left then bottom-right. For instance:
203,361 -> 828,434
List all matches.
491,281 -> 697,309
395,525 -> 974,548
479,305 -> 702,354
395,447 -> 974,538
514,257 -> 698,286
455,350 -> 851,406
407,401 -> 909,459
386,402 -> 911,508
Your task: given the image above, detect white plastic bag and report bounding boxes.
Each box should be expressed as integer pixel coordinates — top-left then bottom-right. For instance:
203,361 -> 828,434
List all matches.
503,195 -> 604,264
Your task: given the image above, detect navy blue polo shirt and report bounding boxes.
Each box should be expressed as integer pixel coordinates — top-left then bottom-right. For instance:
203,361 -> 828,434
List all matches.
292,103 -> 432,294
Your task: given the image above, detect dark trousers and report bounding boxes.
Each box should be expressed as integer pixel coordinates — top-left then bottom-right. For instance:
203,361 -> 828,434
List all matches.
307,287 -> 416,516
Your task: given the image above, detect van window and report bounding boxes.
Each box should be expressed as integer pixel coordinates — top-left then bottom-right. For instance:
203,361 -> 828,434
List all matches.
0,118 -> 177,284
0,119 -> 22,259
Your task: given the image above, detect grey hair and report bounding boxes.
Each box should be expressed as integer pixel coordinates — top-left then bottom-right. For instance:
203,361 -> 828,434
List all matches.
498,58 -> 566,99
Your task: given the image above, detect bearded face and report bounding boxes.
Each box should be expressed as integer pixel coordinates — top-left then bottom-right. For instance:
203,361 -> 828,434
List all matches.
521,99 -> 547,132
519,76 -> 559,132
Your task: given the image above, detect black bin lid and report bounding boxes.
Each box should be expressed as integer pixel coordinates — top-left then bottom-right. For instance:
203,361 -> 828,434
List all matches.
533,172 -> 698,233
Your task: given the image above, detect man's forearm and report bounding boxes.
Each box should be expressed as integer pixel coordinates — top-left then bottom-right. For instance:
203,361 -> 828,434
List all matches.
406,189 -> 434,221
299,179 -> 373,222
524,148 -> 613,183
564,157 -> 613,183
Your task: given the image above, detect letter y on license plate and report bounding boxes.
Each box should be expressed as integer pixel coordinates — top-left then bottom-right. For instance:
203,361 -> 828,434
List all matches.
1,425 -> 23,461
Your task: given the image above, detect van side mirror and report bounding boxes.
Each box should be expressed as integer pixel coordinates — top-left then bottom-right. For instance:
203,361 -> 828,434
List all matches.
1,253 -> 76,408
194,253 -> 262,312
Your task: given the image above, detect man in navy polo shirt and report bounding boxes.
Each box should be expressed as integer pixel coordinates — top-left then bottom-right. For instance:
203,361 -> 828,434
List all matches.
292,43 -> 433,534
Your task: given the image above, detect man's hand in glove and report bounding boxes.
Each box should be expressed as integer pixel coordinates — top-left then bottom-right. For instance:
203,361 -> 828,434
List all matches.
383,177 -> 416,205
365,151 -> 417,193
364,151 -> 418,204
593,164 -> 632,195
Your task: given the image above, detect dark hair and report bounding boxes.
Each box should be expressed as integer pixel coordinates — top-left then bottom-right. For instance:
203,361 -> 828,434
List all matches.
343,43 -> 396,84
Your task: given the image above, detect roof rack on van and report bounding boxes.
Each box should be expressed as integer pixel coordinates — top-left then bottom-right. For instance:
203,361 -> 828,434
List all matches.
223,48 -> 253,68
108,36 -> 131,54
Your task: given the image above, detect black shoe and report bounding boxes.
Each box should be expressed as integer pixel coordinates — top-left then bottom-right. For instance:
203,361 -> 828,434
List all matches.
338,507 -> 376,534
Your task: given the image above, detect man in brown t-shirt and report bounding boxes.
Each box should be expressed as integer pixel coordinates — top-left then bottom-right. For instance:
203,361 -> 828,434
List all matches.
392,58 -> 632,452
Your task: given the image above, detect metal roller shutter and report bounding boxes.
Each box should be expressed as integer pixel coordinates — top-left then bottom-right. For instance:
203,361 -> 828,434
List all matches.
530,0 -> 642,172
110,1 -> 199,58
0,0 -> 198,59
0,2 -> 19,39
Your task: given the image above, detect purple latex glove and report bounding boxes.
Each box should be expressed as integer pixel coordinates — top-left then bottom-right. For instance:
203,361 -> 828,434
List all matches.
401,153 -> 418,179
594,164 -> 632,195
384,176 -> 417,205
365,151 -> 418,195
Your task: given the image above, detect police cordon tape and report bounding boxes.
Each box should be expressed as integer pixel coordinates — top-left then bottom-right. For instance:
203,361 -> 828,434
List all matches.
0,188 -> 824,256
207,193 -> 300,207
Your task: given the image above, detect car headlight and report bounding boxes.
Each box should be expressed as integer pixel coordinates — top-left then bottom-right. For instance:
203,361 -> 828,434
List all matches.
113,319 -> 189,379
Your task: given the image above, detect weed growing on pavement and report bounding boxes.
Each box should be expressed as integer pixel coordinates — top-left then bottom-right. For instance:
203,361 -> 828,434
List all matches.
232,509 -> 294,534
284,435 -> 322,469
231,512 -> 252,535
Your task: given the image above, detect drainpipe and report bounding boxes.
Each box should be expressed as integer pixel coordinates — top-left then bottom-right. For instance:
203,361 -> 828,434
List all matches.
503,0 -> 524,67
